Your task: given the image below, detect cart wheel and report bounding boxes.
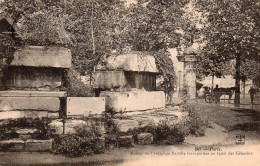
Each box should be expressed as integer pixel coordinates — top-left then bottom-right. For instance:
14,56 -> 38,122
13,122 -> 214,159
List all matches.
205,95 -> 213,103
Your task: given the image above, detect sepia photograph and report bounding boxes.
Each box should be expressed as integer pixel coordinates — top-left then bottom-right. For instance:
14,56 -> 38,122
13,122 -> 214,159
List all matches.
0,0 -> 259,165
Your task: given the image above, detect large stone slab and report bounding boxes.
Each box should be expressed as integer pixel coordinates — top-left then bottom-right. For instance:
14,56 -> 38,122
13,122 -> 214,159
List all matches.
67,97 -> 105,117
6,67 -> 62,90
0,111 -> 25,120
49,119 -> 88,135
0,139 -> 24,151
92,71 -> 127,89
0,97 -> 60,112
96,53 -> 159,73
0,110 -> 50,120
11,46 -> 71,68
24,139 -> 52,152
100,91 -> 165,112
0,90 -> 66,97
112,119 -> 139,133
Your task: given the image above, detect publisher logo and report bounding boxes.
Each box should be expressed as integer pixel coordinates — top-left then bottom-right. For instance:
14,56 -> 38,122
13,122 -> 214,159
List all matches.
236,135 -> 245,145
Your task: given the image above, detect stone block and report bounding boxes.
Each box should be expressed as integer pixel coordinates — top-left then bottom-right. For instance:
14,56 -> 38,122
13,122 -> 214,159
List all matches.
6,67 -> 62,90
0,111 -> 24,120
49,119 -> 63,135
67,97 -> 105,117
100,91 -> 165,112
0,97 -> 60,112
136,133 -> 153,145
96,53 -> 159,73
0,111 -> 49,120
24,111 -> 48,119
11,46 -> 71,68
48,112 -> 59,118
117,135 -> 134,147
92,71 -> 127,89
112,119 -> 139,133
16,129 -> 37,135
0,90 -> 66,97
64,119 -> 88,134
24,139 -> 52,152
49,119 -> 88,135
0,139 -> 25,151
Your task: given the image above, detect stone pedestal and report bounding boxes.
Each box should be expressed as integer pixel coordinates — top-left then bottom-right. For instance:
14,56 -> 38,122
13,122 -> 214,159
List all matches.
100,91 -> 165,112
0,46 -> 71,120
177,47 -> 197,99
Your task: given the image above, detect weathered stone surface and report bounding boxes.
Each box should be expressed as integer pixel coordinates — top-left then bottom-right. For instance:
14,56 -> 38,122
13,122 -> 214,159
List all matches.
6,67 -> 62,90
0,111 -> 24,120
67,97 -> 105,117
0,139 -> 24,151
117,135 -> 134,147
112,119 -> 139,133
100,91 -> 165,112
11,46 -> 71,68
64,119 -> 88,134
0,110 -> 49,120
48,112 -> 59,119
0,90 -> 66,97
92,71 -> 127,89
0,97 -> 60,112
96,53 -> 159,73
24,111 -> 48,119
49,119 -> 88,135
49,119 -> 63,135
24,139 -> 52,152
16,129 -> 37,135
136,133 -> 153,145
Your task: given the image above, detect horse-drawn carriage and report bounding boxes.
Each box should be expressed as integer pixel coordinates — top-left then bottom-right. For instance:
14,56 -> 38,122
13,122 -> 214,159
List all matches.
204,87 -> 237,103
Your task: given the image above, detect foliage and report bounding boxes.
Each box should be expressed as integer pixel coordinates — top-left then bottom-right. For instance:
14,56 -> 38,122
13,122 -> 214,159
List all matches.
0,118 -> 52,141
151,120 -> 185,144
0,0 -> 191,90
52,121 -> 105,157
64,68 -> 94,97
194,0 -> 260,103
180,104 -> 210,136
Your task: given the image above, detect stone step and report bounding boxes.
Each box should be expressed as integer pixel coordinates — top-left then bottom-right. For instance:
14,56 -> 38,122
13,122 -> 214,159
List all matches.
0,139 -> 52,152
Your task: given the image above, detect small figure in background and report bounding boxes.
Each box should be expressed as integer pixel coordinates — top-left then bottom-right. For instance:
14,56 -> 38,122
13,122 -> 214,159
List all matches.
248,86 -> 257,105
213,85 -> 220,103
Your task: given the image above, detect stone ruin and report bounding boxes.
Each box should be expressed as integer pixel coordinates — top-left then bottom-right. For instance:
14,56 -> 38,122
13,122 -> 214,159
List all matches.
0,46 -> 71,120
92,52 -> 166,112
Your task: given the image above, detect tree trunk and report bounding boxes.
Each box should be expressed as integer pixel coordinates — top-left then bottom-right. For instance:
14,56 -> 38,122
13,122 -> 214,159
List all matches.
242,78 -> 246,99
211,75 -> 214,94
234,54 -> 241,105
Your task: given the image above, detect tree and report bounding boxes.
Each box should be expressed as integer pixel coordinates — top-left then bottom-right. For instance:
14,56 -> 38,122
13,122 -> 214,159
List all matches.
0,0 -> 191,94
194,0 -> 260,104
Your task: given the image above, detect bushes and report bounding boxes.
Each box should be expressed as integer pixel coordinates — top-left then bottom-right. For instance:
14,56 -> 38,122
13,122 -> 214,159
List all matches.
151,120 -> 185,144
180,104 -> 210,137
64,68 -> 94,97
52,121 -> 105,157
0,118 -> 52,141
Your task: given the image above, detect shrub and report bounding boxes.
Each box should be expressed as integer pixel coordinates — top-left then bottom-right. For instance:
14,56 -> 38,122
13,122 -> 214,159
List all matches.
130,120 -> 185,145
0,118 -> 52,141
52,121 -> 105,157
64,68 -> 94,97
180,104 -> 209,137
151,120 -> 185,144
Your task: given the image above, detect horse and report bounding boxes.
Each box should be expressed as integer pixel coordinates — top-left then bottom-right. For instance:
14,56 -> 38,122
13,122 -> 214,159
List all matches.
216,87 -> 237,103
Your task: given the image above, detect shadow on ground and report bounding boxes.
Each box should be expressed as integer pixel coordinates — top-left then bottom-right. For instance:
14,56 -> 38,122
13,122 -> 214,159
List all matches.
229,108 -> 260,132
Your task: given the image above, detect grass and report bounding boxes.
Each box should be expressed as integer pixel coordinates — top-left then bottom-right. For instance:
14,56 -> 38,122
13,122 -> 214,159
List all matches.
188,102 -> 260,143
